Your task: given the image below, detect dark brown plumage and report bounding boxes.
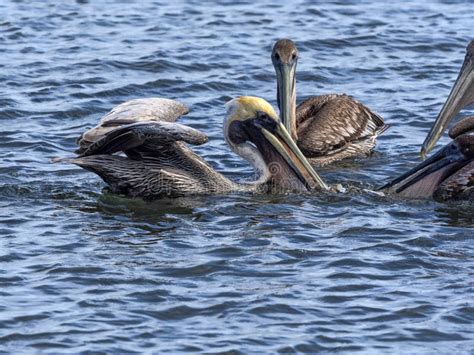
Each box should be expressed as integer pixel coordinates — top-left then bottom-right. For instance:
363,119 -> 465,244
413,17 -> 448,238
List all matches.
295,94 -> 387,165
449,116 -> 474,139
272,39 -> 388,166
433,161 -> 473,201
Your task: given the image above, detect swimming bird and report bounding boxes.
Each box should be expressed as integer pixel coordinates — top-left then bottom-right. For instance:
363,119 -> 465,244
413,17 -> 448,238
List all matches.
57,96 -> 328,199
380,40 -> 473,202
271,39 -> 388,166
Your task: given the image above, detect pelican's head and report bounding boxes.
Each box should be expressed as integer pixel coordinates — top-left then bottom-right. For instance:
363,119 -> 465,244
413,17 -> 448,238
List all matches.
224,96 -> 328,192
421,40 -> 474,158
272,38 -> 299,66
381,133 -> 474,199
271,39 -> 299,139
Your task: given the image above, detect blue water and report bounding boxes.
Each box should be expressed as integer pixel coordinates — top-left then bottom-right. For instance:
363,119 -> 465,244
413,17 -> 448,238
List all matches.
1,1 -> 473,353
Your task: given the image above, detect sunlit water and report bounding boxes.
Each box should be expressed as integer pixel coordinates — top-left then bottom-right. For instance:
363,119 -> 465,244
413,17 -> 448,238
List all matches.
1,1 -> 473,352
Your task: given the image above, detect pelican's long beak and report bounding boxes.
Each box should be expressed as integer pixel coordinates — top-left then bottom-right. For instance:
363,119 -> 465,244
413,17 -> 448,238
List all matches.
274,62 -> 297,140
381,141 -> 464,194
421,47 -> 474,158
253,114 -> 329,191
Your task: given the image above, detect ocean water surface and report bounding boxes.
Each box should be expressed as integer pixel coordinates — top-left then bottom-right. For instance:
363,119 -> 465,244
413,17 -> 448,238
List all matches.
0,0 -> 473,352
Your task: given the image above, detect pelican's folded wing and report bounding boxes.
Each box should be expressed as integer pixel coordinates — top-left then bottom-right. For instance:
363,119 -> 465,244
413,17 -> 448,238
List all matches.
76,98 -> 189,153
296,94 -> 387,157
79,121 -> 208,157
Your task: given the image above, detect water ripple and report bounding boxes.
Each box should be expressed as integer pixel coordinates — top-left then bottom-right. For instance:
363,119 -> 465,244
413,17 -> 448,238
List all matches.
0,0 -> 473,353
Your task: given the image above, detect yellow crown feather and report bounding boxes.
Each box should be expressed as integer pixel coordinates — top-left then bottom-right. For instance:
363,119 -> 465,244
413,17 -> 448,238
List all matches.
225,96 -> 278,122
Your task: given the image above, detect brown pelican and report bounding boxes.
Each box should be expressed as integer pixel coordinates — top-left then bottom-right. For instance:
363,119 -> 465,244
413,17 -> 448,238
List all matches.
381,40 -> 473,201
56,96 -> 329,198
271,39 -> 388,166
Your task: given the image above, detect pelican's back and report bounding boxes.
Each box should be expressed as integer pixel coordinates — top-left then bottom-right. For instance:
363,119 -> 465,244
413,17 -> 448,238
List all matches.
295,94 -> 388,166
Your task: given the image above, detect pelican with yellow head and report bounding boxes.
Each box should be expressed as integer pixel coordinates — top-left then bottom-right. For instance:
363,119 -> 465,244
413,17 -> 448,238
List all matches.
55,96 -> 328,198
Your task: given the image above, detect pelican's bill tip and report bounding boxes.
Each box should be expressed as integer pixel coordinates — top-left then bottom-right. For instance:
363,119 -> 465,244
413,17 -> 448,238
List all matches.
420,146 -> 428,160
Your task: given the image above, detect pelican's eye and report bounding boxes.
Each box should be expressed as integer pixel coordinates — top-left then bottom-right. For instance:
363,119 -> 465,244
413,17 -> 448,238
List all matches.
291,52 -> 297,60
274,52 -> 280,61
255,111 -> 278,131
257,111 -> 267,120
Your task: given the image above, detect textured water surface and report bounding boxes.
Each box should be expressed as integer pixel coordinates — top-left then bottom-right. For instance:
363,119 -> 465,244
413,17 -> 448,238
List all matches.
1,0 -> 473,353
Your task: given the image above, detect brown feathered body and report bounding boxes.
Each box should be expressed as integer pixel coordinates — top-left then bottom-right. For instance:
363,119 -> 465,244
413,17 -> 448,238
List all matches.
65,98 -> 244,198
295,94 -> 388,166
433,160 -> 473,201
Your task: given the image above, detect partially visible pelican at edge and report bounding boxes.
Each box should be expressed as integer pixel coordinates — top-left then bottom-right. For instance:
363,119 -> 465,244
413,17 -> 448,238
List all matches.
271,39 -> 388,166
56,96 -> 328,199
381,40 -> 474,202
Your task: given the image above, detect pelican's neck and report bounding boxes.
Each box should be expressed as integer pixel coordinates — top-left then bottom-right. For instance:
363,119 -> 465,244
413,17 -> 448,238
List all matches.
449,116 -> 474,139
232,142 -> 270,184
288,77 -> 297,138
